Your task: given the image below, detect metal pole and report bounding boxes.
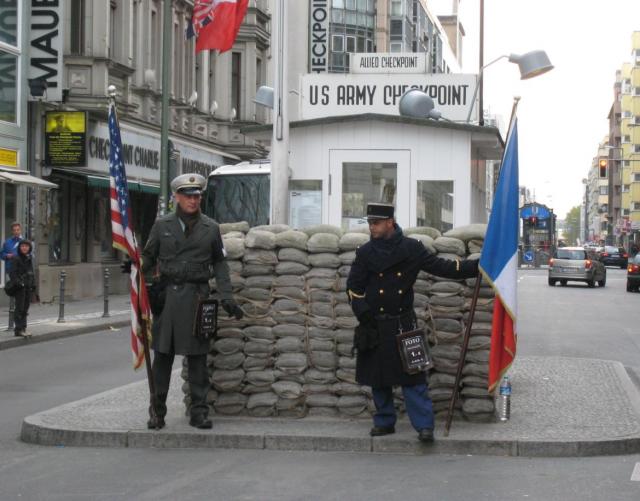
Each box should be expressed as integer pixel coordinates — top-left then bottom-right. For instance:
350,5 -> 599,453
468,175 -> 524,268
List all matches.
158,0 -> 173,217
478,0 -> 485,126
6,296 -> 15,331
57,270 -> 66,323
270,0 -> 289,224
102,267 -> 110,317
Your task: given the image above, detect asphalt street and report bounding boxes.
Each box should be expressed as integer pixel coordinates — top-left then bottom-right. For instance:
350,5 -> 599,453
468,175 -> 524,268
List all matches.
1,268 -> 639,500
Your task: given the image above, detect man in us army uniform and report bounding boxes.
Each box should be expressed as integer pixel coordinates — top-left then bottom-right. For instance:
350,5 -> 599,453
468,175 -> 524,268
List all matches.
142,173 -> 244,430
347,203 -> 479,443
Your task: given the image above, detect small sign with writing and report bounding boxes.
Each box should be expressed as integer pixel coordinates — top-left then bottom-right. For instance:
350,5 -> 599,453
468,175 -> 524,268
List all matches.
194,298 -> 218,339
396,329 -> 432,374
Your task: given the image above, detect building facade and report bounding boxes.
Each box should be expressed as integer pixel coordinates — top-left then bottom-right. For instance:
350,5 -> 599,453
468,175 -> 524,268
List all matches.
29,0 -> 271,300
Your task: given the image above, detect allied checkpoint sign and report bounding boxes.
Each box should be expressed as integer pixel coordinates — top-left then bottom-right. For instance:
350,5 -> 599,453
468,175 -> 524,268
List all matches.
300,73 -> 477,122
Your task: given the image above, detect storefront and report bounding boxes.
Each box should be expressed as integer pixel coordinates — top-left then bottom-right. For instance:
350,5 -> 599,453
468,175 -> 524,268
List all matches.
37,117 -> 239,301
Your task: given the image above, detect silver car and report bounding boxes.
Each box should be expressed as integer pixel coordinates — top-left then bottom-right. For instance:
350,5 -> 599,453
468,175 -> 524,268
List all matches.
548,247 -> 606,287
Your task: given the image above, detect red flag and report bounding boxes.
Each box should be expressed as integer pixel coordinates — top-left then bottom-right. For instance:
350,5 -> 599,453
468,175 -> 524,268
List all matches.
108,103 -> 152,370
487,300 -> 516,392
195,0 -> 249,53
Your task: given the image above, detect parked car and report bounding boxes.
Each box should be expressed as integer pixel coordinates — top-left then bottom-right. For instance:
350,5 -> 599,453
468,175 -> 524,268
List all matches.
548,247 -> 606,287
627,254 -> 640,292
598,245 -> 628,268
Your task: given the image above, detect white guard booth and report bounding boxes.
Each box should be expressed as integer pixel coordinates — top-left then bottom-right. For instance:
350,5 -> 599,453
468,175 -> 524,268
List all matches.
242,113 -> 504,232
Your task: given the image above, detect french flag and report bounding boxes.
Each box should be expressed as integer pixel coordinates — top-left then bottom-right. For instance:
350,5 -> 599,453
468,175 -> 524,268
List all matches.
479,119 -> 519,392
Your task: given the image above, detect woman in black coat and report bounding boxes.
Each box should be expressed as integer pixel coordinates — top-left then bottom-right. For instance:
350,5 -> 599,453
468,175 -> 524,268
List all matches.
9,240 -> 35,337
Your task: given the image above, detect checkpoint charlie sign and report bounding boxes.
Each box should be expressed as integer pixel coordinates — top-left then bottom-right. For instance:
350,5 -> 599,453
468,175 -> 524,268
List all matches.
300,73 -> 477,122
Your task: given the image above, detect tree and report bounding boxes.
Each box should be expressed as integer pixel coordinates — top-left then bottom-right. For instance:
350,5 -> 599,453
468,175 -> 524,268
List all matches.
563,205 -> 582,245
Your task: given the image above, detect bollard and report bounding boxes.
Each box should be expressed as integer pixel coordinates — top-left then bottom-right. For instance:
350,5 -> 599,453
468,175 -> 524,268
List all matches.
102,267 -> 110,317
6,295 -> 15,331
57,270 -> 66,323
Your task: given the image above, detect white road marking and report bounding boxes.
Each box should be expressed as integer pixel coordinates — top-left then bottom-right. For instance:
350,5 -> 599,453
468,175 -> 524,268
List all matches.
630,462 -> 640,481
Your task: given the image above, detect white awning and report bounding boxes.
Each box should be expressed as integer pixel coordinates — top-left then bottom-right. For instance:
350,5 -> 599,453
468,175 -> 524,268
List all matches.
0,171 -> 58,189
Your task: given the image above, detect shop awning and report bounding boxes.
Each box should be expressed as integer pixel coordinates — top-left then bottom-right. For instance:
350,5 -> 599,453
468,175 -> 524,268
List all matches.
0,170 -> 58,189
87,175 -> 159,194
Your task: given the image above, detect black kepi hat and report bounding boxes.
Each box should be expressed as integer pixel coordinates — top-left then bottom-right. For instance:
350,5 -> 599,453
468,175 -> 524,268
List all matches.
366,203 -> 394,221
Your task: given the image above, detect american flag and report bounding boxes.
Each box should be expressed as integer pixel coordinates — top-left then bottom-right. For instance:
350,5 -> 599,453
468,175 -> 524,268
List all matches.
186,0 -> 217,39
108,102 -> 152,370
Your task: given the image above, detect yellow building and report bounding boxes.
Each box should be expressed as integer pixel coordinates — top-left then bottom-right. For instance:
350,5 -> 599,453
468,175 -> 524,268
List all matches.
620,32 -> 640,246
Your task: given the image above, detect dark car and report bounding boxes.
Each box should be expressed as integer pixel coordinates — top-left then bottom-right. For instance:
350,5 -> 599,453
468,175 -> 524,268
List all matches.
598,246 -> 628,268
627,254 -> 640,292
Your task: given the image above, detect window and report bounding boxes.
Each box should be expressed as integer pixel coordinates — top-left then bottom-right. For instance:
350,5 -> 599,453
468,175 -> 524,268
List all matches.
390,19 -> 403,36
599,186 -> 608,195
331,9 -> 343,23
391,0 -> 402,16
634,145 -> 640,153
109,1 -> 117,59
634,87 -> 640,96
332,34 -> 344,52
332,0 -> 344,7
623,184 -> 630,192
345,0 -> 355,9
346,36 -> 355,52
0,49 -> 17,124
623,135 -> 631,143
357,0 -> 367,11
231,52 -> 241,117
0,0 -> 18,47
623,208 -> 630,215
633,202 -> 640,211
623,110 -> 632,118
390,42 -> 402,53
633,173 -> 640,182
417,181 -> 454,232
341,163 -> 397,231
70,0 -> 85,55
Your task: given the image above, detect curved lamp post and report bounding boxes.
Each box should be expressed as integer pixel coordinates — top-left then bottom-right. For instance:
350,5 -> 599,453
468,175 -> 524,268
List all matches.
466,50 -> 554,123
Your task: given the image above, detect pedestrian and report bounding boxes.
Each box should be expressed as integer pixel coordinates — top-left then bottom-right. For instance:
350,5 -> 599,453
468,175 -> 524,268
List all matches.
141,173 -> 243,430
347,203 -> 479,444
630,242 -> 639,257
1,222 -> 23,276
9,239 -> 35,337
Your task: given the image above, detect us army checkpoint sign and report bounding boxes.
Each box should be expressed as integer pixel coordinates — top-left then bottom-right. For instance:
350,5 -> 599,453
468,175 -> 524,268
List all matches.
300,73 -> 477,122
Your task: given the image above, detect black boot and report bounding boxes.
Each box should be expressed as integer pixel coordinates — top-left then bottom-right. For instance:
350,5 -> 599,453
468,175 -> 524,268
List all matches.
189,414 -> 212,429
147,415 -> 166,430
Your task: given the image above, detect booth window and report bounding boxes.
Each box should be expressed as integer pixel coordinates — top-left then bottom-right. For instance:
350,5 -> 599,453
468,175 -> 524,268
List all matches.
417,180 -> 454,232
342,162 -> 396,230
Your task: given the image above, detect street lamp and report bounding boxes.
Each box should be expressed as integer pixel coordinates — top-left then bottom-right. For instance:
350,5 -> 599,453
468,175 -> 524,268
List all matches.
466,50 -> 554,123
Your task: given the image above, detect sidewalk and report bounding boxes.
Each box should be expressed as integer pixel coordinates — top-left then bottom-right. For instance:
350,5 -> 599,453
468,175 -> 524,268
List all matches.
20,356 -> 640,457
0,294 -> 131,350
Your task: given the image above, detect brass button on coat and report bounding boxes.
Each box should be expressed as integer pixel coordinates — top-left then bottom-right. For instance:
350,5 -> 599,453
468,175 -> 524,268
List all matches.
379,289 -> 384,294
379,273 -> 383,277
398,289 -> 403,294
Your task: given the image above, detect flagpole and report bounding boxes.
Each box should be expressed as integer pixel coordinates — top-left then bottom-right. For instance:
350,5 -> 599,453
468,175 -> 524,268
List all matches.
443,96 -> 522,437
159,0 -> 173,216
107,91 -> 158,426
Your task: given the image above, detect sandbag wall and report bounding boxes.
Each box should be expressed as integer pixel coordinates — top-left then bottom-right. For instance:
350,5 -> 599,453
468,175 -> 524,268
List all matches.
180,223 -> 496,422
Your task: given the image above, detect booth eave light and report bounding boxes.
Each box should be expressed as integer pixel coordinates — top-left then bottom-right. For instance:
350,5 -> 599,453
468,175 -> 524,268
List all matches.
508,50 -> 554,80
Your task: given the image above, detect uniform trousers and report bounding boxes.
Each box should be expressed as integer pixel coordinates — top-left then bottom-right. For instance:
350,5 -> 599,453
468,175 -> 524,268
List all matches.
151,351 -> 209,419
372,383 -> 434,431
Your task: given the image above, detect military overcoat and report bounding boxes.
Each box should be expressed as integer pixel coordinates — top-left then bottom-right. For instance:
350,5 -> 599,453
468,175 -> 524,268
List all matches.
142,212 -> 233,355
347,225 -> 478,388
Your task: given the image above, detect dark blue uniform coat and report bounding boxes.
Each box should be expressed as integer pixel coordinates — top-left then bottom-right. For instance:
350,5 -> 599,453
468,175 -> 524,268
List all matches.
347,225 -> 478,388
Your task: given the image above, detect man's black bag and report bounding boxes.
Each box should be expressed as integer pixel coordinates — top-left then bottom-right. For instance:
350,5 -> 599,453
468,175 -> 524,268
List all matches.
4,279 -> 23,297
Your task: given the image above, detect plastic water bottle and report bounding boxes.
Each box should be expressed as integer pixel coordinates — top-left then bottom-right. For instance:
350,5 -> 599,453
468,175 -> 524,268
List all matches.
497,375 -> 511,422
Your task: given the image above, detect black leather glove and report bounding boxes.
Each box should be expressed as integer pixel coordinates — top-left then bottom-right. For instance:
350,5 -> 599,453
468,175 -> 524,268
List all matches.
221,299 -> 244,320
357,310 -> 376,327
120,259 -> 132,274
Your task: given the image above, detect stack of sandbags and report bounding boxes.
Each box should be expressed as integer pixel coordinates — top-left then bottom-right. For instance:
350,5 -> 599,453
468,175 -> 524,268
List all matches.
179,222 -> 495,423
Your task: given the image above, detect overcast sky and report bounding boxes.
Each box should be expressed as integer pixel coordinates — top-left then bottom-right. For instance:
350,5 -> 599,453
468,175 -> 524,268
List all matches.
430,0 -> 640,219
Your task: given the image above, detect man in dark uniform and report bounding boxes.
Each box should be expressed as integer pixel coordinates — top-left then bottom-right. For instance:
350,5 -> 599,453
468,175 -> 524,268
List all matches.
142,173 -> 244,430
347,203 -> 479,443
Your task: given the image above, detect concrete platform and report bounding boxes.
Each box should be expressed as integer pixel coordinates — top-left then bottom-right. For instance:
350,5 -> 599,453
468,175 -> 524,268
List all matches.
21,356 -> 640,457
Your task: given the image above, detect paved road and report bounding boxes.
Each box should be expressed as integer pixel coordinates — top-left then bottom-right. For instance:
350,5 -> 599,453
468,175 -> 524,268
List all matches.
1,270 -> 640,500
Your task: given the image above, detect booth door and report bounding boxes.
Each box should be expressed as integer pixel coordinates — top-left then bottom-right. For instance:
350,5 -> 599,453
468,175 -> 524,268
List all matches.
328,149 -> 411,231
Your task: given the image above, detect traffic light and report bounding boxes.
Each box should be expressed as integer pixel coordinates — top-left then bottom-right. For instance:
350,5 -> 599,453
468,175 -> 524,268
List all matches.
599,159 -> 607,178
529,216 -> 537,226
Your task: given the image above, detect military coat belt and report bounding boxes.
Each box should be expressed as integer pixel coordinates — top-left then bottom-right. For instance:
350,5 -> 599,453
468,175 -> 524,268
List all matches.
347,229 -> 478,388
142,212 -> 233,356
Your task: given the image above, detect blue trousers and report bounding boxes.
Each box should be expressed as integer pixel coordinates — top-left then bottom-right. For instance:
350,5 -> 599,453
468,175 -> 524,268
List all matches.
372,384 -> 434,432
